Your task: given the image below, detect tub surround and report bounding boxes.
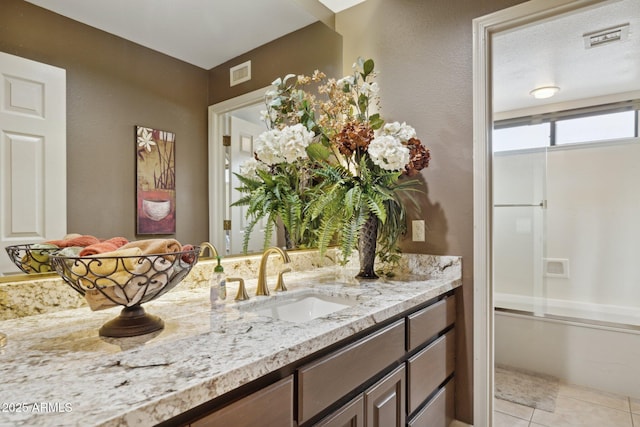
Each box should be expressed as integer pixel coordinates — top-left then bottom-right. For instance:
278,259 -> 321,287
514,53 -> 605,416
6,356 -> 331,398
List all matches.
0,253 -> 460,426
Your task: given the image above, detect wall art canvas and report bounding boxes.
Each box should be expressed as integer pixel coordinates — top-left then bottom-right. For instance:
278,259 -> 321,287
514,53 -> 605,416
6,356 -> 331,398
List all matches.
136,125 -> 176,234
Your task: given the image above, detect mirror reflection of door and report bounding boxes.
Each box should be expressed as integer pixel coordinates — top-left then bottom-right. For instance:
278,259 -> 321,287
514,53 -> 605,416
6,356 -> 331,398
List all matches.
0,52 -> 66,274
227,110 -> 275,254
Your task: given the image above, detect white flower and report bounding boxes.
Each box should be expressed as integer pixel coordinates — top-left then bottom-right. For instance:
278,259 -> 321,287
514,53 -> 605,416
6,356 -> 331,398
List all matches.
337,75 -> 355,89
359,82 -> 379,96
368,134 -> 410,171
255,129 -> 283,165
382,121 -> 416,142
238,158 -> 268,179
279,124 -> 313,163
254,124 -> 313,165
137,127 -> 156,152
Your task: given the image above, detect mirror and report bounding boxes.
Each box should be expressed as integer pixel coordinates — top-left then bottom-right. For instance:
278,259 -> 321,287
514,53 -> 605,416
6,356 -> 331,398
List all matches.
1,2 -> 342,279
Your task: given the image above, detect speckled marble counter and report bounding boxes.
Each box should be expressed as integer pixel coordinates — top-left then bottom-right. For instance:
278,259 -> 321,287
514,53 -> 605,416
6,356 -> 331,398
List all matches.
0,254 -> 461,426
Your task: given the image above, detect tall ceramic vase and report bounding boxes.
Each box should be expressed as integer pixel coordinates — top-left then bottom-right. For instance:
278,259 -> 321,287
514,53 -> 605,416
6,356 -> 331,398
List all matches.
356,213 -> 379,279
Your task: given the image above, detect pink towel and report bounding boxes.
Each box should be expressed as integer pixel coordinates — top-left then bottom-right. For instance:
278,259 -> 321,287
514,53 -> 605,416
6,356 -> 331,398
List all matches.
120,238 -> 182,255
78,237 -> 129,256
46,235 -> 100,248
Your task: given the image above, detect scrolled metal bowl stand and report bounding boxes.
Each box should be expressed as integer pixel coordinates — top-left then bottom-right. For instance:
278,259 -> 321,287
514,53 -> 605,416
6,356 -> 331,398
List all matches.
50,248 -> 199,338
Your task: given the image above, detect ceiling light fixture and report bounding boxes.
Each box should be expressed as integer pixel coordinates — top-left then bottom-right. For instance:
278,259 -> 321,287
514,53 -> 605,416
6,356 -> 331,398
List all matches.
529,86 -> 560,99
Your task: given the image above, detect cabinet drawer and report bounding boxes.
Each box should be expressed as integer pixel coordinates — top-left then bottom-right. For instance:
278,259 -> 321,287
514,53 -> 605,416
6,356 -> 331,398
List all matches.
407,329 -> 455,414
191,376 -> 294,427
298,320 -> 405,424
407,295 -> 455,351
408,378 -> 455,427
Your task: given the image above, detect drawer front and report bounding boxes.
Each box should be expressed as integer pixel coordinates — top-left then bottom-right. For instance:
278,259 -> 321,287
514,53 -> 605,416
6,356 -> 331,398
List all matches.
298,320 -> 405,424
191,375 -> 294,427
408,378 -> 455,427
407,329 -> 455,414
407,295 -> 455,351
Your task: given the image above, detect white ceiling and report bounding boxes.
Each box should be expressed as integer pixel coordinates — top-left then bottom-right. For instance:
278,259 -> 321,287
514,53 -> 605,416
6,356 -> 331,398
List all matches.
24,0 -> 330,70
493,0 -> 640,114
23,0 -> 640,113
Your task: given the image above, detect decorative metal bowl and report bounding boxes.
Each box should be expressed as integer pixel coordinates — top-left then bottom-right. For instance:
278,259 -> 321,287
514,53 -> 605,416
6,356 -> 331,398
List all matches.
5,244 -> 62,274
50,247 -> 199,338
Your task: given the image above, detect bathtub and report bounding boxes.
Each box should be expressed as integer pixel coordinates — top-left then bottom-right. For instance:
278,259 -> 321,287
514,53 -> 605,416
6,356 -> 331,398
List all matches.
495,292 -> 640,399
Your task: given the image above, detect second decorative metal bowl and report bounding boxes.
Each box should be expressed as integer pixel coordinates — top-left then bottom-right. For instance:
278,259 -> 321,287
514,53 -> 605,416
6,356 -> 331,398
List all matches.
50,247 -> 199,338
5,244 -> 62,274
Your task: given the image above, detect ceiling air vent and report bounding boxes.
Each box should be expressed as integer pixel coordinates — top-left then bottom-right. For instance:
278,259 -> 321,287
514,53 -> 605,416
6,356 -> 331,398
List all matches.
583,24 -> 629,48
229,60 -> 251,87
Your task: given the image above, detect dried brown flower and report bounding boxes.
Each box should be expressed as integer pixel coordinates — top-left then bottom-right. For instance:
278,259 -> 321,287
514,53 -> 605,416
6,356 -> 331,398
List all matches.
336,122 -> 374,156
404,138 -> 430,176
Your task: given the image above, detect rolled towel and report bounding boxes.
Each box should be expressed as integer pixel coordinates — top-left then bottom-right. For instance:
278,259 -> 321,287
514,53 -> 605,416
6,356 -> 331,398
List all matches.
113,256 -> 174,306
120,238 -> 182,256
70,247 -> 143,290
46,234 -> 100,248
79,237 -> 129,256
55,246 -> 83,257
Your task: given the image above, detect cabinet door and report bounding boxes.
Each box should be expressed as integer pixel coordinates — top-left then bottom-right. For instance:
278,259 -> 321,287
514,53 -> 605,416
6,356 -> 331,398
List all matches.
364,364 -> 405,427
191,376 -> 294,427
315,395 -> 364,427
298,320 -> 405,424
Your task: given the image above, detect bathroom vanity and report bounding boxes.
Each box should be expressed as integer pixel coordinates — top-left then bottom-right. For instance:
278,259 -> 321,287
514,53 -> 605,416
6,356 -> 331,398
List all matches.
0,253 -> 461,426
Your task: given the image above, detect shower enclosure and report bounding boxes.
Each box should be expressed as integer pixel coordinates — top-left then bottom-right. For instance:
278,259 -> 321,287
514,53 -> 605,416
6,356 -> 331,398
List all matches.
492,131 -> 640,398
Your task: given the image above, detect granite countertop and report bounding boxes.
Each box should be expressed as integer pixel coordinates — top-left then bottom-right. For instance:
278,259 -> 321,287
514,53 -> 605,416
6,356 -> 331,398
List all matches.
0,254 -> 461,426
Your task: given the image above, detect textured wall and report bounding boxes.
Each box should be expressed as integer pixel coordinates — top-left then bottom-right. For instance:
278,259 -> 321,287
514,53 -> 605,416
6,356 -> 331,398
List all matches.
337,0 -> 527,422
207,21 -> 342,105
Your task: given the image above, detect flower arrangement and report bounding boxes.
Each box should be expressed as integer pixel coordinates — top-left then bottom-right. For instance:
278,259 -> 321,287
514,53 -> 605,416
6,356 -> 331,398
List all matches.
234,58 -> 430,277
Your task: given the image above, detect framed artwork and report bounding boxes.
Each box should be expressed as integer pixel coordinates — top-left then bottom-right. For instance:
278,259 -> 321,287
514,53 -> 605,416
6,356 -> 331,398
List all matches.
136,125 -> 176,234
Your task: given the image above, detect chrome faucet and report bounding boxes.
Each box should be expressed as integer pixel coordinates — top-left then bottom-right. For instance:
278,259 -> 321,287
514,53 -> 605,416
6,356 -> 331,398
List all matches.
256,247 -> 291,296
199,242 -> 219,259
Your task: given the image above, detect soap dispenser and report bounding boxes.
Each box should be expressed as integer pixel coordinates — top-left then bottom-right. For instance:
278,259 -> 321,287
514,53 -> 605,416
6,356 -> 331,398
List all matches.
210,256 -> 226,308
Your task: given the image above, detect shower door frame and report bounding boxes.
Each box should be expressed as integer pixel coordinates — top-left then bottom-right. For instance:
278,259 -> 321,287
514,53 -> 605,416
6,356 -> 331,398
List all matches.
471,0 -> 611,425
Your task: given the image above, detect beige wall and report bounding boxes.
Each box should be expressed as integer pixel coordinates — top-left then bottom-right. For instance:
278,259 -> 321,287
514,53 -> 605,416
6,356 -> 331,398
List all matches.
336,0 -> 526,422
208,21 -> 342,104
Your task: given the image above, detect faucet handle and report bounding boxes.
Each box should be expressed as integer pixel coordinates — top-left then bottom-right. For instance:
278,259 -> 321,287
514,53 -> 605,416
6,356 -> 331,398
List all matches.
227,277 -> 249,301
274,267 -> 292,292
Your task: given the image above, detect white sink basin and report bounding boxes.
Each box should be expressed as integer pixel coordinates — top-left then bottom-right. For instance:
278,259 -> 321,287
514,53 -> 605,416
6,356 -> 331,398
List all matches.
252,292 -> 357,323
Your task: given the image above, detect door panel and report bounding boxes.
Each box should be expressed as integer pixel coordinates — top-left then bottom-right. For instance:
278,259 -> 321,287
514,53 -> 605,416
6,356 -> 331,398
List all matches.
0,51 -> 66,274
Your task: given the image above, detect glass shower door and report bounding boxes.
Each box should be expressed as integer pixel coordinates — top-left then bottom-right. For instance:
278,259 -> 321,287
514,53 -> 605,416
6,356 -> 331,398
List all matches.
493,148 -> 548,316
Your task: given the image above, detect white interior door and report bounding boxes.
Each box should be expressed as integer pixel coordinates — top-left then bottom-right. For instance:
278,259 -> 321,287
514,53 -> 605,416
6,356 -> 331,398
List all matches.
229,115 -> 274,254
0,51 -> 66,274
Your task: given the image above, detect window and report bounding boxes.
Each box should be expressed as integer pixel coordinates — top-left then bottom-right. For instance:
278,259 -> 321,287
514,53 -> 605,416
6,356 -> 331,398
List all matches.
493,102 -> 639,152
556,110 -> 636,145
493,123 -> 550,152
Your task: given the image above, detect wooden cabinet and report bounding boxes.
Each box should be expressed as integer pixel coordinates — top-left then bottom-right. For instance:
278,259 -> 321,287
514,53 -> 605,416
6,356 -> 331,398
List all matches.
190,376 -> 294,427
364,364 -> 405,427
407,329 -> 456,414
314,364 -> 405,427
408,379 -> 455,427
315,395 -> 364,427
407,295 -> 456,351
298,320 -> 405,424
180,291 -> 456,427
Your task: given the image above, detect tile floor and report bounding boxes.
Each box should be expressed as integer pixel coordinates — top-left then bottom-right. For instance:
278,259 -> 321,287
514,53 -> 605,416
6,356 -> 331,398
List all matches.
495,383 -> 640,427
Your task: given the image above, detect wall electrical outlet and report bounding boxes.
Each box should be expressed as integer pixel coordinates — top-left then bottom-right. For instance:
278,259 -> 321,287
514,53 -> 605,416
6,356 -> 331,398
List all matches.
412,220 -> 425,242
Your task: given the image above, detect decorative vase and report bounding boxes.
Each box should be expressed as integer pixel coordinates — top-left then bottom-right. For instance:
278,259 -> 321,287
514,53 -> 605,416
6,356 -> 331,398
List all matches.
356,213 -> 379,279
